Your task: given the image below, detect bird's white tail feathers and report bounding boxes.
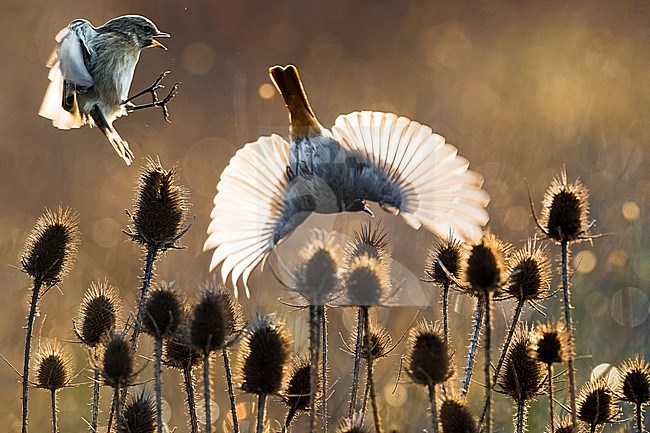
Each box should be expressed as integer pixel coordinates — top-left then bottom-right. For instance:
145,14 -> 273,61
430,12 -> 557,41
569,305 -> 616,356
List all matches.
39,61 -> 85,130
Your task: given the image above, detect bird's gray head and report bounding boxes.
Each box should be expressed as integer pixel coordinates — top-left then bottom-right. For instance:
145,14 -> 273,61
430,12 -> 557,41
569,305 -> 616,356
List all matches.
101,15 -> 170,50
345,199 -> 374,216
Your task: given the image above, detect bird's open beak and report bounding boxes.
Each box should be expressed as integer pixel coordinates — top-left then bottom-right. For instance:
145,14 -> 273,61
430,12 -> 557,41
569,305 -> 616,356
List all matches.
362,204 -> 375,217
150,31 -> 170,50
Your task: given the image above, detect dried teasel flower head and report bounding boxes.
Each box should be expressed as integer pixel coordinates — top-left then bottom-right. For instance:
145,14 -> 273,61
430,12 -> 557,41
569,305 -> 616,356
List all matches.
126,158 -> 191,249
548,416 -> 575,433
345,255 -> 391,306
439,396 -> 478,433
464,233 -> 511,296
293,229 -> 343,304
498,327 -> 545,403
618,354 -> 650,407
336,413 -> 371,433
21,206 -> 80,286
281,355 -> 315,423
533,321 -> 571,366
503,238 -> 551,302
240,313 -> 292,396
35,341 -> 72,391
100,332 -> 136,388
142,281 -> 185,338
407,321 -> 452,386
577,377 -> 618,430
119,390 -> 156,433
75,280 -> 122,348
162,328 -> 202,371
539,168 -> 591,244
426,234 -> 466,287
345,219 -> 391,265
189,283 -> 241,352
360,321 -> 392,361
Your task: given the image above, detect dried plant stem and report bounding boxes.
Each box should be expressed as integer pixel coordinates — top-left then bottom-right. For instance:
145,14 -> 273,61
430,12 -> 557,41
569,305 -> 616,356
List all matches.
154,336 -> 163,433
50,390 -> 58,433
442,283 -> 450,346
222,347 -> 240,433
484,293 -> 493,433
362,306 -> 382,433
635,403 -> 643,433
589,423 -> 597,433
131,245 -> 159,348
348,307 -> 363,419
90,367 -> 100,433
256,394 -> 267,433
319,305 -> 328,433
182,366 -> 199,433
547,364 -> 555,433
515,401 -> 527,433
113,382 -> 122,432
203,350 -> 212,433
560,241 -> 577,427
21,279 -> 42,433
461,298 -> 484,397
308,305 -> 321,433
428,384 -> 439,433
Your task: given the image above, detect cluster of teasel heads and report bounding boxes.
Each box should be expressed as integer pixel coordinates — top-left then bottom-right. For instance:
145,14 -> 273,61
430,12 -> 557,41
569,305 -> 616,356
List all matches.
13,161 -> 649,433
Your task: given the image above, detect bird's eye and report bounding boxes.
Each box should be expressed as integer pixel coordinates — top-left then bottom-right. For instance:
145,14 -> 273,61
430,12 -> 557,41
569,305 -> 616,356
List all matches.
141,24 -> 153,34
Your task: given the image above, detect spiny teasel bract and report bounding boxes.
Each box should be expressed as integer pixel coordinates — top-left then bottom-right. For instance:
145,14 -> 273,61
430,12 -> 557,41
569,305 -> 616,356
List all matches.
533,321 -> 571,366
336,413 -> 371,433
502,239 -> 551,302
577,377 -> 618,430
426,234 -> 466,287
239,313 -> 292,396
142,281 -> 186,338
439,397 -> 478,433
548,416 -> 576,433
293,229 -> 343,304
119,390 -> 156,433
281,355 -> 315,426
100,332 -> 137,388
464,233 -> 511,296
498,327 -> 545,403
163,328 -> 202,371
75,281 -> 122,348
406,321 -> 452,385
189,283 -> 238,352
34,342 -> 73,391
538,168 -> 591,244
345,219 -> 391,265
618,354 -> 650,407
125,157 -> 191,249
360,321 -> 392,361
21,206 -> 80,286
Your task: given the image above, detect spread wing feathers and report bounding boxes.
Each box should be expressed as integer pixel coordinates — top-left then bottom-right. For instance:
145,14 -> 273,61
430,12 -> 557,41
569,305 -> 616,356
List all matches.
39,63 -> 85,129
332,111 -> 490,243
203,134 -> 312,297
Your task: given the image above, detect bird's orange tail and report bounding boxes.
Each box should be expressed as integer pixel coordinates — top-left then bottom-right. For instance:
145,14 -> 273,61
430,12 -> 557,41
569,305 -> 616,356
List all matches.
269,65 -> 320,136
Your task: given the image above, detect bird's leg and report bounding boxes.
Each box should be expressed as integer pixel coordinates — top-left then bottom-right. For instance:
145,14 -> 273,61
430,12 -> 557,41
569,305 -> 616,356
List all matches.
124,71 -> 180,122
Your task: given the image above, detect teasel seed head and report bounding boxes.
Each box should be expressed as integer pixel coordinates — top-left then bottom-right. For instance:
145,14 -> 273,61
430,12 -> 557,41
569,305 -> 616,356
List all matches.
345,255 -> 391,306
126,158 -> 191,249
407,321 -> 452,385
20,206 -> 80,286
189,283 -> 240,352
119,390 -> 156,433
294,229 -> 343,304
504,239 -> 551,302
498,327 -> 545,403
360,321 -> 392,361
35,342 -> 72,391
533,321 -> 570,366
142,281 -> 185,338
577,377 -> 618,429
426,234 -> 466,287
548,416 -> 575,433
618,354 -> 650,407
163,328 -> 203,371
281,355 -> 314,419
336,413 -> 371,433
240,313 -> 292,396
539,168 -> 591,244
439,397 -> 478,433
464,233 -> 510,296
101,332 -> 136,388
345,219 -> 391,265
75,281 -> 122,348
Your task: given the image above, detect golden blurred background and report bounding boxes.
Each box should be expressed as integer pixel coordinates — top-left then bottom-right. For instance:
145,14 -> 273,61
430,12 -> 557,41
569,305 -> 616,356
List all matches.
0,0 -> 648,431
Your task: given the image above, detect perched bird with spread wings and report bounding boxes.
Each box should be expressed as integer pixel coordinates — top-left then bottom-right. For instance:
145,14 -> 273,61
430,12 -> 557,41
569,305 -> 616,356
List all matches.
204,65 -> 490,296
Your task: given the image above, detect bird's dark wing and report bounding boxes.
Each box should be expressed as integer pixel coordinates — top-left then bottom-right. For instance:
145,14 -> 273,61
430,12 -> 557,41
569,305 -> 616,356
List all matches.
204,135 -> 314,296
332,111 -> 490,243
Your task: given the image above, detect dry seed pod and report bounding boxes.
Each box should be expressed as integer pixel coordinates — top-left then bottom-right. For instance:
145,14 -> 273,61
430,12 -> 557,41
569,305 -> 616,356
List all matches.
577,378 -> 618,430
119,390 -> 156,433
76,281 -> 122,348
101,332 -> 136,388
294,229 -> 343,304
407,321 -> 452,385
533,321 -> 570,366
35,342 -> 72,391
440,397 -> 478,433
426,235 -> 466,286
464,234 -> 510,296
142,281 -> 185,338
498,328 -> 545,403
163,329 -> 202,371
618,354 -> 650,407
189,284 -> 236,352
504,240 -> 551,302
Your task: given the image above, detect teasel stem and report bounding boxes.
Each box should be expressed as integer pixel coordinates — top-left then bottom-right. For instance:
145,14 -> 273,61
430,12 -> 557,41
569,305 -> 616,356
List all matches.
461,298 -> 484,397
319,305 -> 328,433
132,245 -> 159,348
50,390 -> 58,433
222,347 -> 240,433
515,401 -> 526,433
548,364 -> 555,433
635,402 -> 642,433
182,366 -> 199,433
113,380 -> 122,433
90,364 -> 100,433
428,383 -> 439,433
348,307 -> 363,419
484,293 -> 493,433
560,241 -> 577,427
22,279 -> 42,433
442,283 -> 450,346
256,393 -> 267,433
154,336 -> 163,433
203,349 -> 212,433
362,306 -> 382,433
308,305 -> 321,433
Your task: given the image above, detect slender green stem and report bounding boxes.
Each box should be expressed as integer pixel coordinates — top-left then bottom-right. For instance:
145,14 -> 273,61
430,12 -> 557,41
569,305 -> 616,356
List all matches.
515,401 -> 526,433
90,366 -> 100,433
308,306 -> 321,433
548,364 -> 555,433
203,350 -> 212,433
362,306 -> 382,433
561,241 -> 577,427
50,390 -> 58,433
154,337 -> 163,433
461,298 -> 484,397
222,347 -> 239,433
319,305 -> 328,433
21,279 -> 42,433
182,366 -> 199,433
348,307 -> 363,419
484,293 -> 493,433
428,384 -> 439,433
256,394 -> 267,433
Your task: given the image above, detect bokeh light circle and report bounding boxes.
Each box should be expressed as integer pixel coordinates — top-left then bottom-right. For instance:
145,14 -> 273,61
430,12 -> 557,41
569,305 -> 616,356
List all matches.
610,287 -> 649,327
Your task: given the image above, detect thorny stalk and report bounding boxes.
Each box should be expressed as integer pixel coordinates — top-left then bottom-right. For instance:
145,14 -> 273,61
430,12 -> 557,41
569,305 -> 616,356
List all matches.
256,394 -> 267,433
428,383 -> 439,433
309,306 -> 321,433
561,241 -> 577,427
222,347 -> 240,433
21,279 -> 42,433
319,305 -> 328,433
203,349 -> 212,433
50,390 -> 58,433
348,307 -> 363,419
154,337 -> 163,433
484,293 -> 493,433
461,298 -> 484,397
362,306 -> 382,433
182,366 -> 199,433
90,365 -> 100,433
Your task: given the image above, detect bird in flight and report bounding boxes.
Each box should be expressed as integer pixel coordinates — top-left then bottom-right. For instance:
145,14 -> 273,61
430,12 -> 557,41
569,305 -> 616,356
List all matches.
205,65 -> 490,296
39,15 -> 179,165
